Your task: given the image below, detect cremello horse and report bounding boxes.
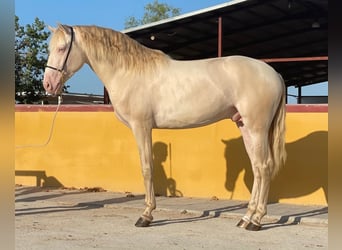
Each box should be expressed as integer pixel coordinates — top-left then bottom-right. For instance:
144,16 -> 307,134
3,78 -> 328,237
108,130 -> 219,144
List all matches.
43,24 -> 286,231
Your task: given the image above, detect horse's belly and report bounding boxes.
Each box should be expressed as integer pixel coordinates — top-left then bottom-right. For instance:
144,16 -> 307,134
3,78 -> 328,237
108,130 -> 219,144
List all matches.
154,115 -> 227,129
153,100 -> 236,129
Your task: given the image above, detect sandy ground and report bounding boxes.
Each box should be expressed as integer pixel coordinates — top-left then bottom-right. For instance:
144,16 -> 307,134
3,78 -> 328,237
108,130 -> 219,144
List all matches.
15,187 -> 328,250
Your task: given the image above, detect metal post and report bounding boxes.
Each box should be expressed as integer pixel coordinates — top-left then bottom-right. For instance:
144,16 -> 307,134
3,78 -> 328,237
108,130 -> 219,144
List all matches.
104,87 -> 110,104
298,85 -> 302,104
218,16 -> 222,57
285,86 -> 288,104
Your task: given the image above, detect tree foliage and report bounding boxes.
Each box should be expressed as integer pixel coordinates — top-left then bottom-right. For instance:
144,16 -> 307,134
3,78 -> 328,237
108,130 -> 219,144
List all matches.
15,16 -> 50,104
125,0 -> 181,29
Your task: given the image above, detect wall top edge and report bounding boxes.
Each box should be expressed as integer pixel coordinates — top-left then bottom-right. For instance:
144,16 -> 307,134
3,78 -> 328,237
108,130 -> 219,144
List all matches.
15,104 -> 328,113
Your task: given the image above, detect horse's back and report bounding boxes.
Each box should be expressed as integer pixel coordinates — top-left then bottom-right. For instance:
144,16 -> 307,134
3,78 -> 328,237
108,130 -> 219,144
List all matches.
168,55 -> 283,99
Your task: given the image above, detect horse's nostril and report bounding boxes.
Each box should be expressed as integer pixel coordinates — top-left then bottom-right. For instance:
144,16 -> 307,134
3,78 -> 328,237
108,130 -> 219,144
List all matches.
44,81 -> 51,91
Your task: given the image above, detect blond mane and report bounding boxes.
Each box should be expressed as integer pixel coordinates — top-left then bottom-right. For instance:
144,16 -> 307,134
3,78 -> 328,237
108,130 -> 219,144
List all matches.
73,25 -> 169,73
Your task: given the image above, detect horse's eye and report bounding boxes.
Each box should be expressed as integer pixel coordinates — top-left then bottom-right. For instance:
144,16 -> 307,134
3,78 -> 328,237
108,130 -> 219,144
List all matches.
58,47 -> 66,53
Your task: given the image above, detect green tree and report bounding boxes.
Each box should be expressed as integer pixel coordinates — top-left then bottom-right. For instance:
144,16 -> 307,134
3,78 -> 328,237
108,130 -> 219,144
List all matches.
125,0 -> 181,29
15,16 -> 50,104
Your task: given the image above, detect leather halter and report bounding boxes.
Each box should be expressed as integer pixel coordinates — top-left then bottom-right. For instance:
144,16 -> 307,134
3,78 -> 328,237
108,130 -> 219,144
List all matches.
45,26 -> 74,74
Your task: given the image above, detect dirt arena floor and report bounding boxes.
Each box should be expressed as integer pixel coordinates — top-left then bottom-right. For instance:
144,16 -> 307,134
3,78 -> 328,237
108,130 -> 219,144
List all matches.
15,186 -> 328,250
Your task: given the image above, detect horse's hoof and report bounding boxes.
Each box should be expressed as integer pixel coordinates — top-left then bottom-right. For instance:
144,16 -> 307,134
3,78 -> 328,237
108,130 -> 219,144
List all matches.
245,222 -> 262,231
135,217 -> 151,227
236,218 -> 250,228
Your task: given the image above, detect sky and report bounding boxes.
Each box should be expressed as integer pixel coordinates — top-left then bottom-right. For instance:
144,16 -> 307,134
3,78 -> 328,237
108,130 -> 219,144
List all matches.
15,0 -> 327,103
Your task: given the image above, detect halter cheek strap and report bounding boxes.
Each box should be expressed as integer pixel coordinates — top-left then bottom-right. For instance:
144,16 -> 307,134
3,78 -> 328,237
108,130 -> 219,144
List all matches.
46,26 -> 74,74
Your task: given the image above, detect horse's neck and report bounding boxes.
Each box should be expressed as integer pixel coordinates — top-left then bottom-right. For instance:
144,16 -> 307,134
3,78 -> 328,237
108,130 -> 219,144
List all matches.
80,39 -> 165,95
76,27 -> 169,102
86,58 -> 115,87
81,46 -> 122,94
81,44 -> 144,106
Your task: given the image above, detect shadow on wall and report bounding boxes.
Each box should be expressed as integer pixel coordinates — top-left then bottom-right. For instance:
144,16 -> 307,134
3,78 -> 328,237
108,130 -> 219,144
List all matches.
152,142 -> 183,197
223,131 -> 328,204
15,170 -> 64,188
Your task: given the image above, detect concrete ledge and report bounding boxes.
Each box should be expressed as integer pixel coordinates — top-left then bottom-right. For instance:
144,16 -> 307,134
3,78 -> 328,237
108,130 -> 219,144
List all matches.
15,104 -> 328,112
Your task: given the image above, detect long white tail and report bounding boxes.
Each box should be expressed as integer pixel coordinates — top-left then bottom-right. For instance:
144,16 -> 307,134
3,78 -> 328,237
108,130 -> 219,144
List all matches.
269,80 -> 287,179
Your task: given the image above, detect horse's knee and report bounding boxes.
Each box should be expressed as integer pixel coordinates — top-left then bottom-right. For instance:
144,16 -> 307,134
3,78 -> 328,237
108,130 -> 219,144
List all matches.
141,167 -> 152,177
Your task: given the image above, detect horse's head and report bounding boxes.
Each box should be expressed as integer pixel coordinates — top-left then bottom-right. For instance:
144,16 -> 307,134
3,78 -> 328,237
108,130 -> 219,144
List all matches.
43,24 -> 84,95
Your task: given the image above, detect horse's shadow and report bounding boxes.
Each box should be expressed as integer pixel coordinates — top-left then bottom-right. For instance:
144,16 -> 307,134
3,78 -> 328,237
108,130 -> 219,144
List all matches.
151,205 -> 328,228
151,203 -> 248,227
260,206 -> 328,230
223,131 -> 328,204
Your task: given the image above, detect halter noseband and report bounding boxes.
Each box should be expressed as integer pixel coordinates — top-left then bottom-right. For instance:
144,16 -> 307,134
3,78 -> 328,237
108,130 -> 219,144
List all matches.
46,26 -> 74,74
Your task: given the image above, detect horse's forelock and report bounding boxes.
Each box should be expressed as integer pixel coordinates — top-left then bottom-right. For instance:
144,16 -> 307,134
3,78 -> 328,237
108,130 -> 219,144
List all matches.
49,26 -> 69,50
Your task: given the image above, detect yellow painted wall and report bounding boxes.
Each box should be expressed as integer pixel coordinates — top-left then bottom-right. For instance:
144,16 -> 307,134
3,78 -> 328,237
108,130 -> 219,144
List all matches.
15,109 -> 328,205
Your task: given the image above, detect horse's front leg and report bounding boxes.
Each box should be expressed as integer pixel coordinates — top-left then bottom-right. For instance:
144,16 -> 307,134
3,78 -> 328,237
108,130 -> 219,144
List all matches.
131,123 -> 156,227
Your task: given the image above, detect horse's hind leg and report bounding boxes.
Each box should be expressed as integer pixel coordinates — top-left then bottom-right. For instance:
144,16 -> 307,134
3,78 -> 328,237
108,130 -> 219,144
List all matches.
235,125 -> 258,228
131,123 -> 156,227
236,124 -> 272,231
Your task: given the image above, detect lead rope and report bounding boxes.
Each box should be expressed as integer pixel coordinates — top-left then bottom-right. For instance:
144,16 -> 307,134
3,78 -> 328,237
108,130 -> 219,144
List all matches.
15,95 -> 63,149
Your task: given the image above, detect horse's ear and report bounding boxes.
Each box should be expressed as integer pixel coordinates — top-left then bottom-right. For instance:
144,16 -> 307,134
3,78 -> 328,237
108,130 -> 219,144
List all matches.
57,24 -> 71,35
47,25 -> 56,33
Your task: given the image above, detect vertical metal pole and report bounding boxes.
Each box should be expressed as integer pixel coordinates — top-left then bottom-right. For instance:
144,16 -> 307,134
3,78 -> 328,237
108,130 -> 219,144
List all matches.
285,87 -> 288,104
218,16 -> 222,57
104,87 -> 110,104
298,85 -> 302,104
